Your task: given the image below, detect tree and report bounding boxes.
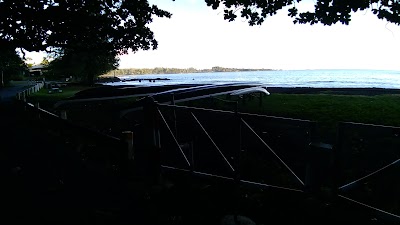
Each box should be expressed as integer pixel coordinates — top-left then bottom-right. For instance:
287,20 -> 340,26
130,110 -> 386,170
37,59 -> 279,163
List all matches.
0,0 -> 171,52
2,1 -> 399,52
0,40 -> 27,86
1,1 -> 399,84
205,0 -> 400,26
1,0 -> 171,83
40,57 -> 51,66
47,45 -> 119,84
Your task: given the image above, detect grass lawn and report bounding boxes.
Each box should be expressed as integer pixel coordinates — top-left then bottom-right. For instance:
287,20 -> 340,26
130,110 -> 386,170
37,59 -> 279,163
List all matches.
25,86 -> 400,217
28,85 -> 400,141
185,93 -> 400,141
28,85 -> 94,109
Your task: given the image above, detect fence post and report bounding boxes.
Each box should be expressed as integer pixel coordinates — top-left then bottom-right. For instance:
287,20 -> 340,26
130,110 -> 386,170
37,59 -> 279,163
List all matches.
171,93 -> 178,137
333,122 -> 346,193
143,97 -> 161,185
35,102 -> 41,119
60,110 -> 67,120
234,100 -> 240,178
305,142 -> 334,195
122,131 -> 134,161
235,100 -> 241,180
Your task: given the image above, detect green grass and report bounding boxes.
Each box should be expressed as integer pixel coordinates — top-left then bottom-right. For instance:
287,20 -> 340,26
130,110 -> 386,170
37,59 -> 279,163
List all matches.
261,94 -> 400,124
28,85 -> 93,109
184,93 -> 400,141
28,85 -> 400,141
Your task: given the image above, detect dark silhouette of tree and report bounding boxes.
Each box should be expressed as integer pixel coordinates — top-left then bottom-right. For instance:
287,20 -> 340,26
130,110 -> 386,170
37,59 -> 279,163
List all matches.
46,45 -> 119,84
205,0 -> 400,26
1,1 -> 399,83
0,40 -> 27,85
0,0 -> 171,52
0,0 -> 170,84
2,1 -> 398,52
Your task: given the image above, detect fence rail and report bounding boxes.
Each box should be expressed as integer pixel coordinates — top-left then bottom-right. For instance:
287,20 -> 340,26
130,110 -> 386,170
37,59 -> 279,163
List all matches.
13,90 -> 400,223
15,81 -> 44,101
153,100 -> 400,222
15,95 -> 131,176
335,121 -> 400,222
153,100 -> 315,193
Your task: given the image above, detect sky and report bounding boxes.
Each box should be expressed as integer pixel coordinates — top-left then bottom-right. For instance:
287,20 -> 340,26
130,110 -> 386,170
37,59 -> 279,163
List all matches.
26,0 -> 400,71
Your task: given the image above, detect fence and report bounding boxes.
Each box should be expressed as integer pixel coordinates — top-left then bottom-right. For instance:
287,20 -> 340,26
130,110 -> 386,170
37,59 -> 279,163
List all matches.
131,97 -> 400,223
335,122 -> 400,221
13,90 -> 400,223
14,94 -> 132,177
136,98 -> 319,192
15,81 -> 45,101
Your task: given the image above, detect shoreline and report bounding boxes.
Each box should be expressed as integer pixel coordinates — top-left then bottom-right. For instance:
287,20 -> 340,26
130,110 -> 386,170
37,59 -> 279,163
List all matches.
73,82 -> 400,100
266,87 -> 400,96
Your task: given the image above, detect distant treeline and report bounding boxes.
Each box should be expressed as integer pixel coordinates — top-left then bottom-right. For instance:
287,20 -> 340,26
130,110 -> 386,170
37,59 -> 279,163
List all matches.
101,66 -> 274,76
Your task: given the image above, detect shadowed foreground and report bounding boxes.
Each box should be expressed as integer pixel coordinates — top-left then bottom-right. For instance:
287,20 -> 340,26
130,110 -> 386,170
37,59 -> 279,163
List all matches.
2,100 -> 397,225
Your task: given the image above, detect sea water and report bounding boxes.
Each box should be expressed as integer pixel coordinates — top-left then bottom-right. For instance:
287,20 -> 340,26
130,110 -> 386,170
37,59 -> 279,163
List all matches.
104,69 -> 400,89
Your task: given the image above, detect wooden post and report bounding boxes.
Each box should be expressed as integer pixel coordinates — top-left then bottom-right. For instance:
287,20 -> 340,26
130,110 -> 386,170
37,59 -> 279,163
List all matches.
171,93 -> 178,136
18,92 -> 21,100
1,70 -> 4,87
241,95 -> 246,105
143,98 -> 161,185
35,102 -> 41,119
305,142 -> 333,194
60,110 -> 67,120
122,131 -> 134,161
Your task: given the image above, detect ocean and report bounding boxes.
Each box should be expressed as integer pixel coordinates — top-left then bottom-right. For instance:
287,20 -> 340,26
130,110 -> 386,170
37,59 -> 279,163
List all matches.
104,69 -> 400,89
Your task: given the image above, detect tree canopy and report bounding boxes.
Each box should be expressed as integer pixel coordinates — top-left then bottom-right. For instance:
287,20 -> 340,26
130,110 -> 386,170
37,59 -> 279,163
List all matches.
205,0 -> 400,26
1,0 -> 399,53
0,40 -> 27,84
0,0 -> 171,52
1,0 -> 399,83
0,0 -> 171,83
46,45 -> 119,84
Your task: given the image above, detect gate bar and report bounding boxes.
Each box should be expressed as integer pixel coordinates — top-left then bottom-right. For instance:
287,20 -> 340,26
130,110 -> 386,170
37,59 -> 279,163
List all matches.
241,118 -> 305,186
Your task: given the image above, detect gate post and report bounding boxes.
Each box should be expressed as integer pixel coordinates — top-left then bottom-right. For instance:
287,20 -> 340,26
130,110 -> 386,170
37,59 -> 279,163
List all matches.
60,110 -> 67,120
305,142 -> 334,195
35,102 -> 41,119
143,97 -> 161,185
122,131 -> 134,161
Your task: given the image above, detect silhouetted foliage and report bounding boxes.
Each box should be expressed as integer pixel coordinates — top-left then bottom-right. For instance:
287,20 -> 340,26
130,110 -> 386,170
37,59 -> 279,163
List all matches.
2,1 -> 399,83
46,46 -> 119,84
205,0 -> 400,26
103,66 -> 273,76
0,40 -> 27,83
0,0 -> 170,84
0,0 -> 171,52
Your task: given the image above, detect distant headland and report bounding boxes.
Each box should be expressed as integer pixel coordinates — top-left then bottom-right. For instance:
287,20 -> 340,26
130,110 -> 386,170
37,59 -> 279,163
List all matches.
101,66 -> 276,77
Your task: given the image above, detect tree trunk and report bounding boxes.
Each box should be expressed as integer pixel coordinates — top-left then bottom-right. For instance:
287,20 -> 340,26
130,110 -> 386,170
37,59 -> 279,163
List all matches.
84,73 -> 95,85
